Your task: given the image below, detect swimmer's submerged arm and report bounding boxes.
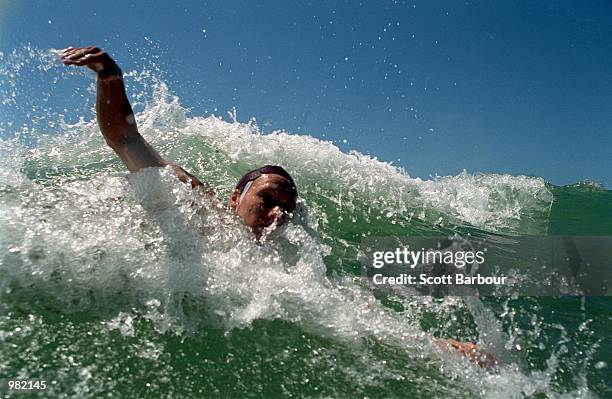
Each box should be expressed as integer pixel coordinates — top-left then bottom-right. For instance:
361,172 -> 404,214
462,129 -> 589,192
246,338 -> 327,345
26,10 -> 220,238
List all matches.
60,46 -> 203,188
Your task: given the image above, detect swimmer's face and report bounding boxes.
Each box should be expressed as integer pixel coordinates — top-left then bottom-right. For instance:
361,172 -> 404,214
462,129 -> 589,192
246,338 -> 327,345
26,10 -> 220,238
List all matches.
229,173 -> 297,237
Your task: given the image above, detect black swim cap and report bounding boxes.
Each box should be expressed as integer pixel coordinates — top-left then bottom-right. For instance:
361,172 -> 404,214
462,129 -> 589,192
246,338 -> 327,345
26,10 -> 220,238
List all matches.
235,165 -> 297,195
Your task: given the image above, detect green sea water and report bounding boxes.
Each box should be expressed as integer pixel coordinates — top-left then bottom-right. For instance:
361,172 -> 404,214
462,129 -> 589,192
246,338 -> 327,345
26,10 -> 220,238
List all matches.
0,48 -> 610,398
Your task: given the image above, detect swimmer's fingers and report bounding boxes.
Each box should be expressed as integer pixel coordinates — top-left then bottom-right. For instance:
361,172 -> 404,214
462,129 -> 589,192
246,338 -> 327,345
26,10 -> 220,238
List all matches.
60,45 -> 98,56
60,46 -> 120,76
59,46 -> 114,69
434,338 -> 500,369
60,46 -> 98,62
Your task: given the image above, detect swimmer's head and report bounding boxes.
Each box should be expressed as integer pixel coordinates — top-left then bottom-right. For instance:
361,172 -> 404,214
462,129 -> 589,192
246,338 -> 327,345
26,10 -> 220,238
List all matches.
229,165 -> 298,237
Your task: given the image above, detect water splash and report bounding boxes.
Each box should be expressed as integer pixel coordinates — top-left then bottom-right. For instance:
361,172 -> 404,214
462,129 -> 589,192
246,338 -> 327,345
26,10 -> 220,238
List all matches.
0,46 -> 605,398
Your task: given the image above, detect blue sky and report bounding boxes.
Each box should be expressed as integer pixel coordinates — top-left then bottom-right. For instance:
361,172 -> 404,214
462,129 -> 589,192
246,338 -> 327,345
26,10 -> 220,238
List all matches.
1,0 -> 611,187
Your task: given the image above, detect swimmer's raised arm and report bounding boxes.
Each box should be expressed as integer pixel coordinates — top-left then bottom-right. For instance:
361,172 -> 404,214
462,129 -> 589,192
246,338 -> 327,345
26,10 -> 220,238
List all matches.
59,46 -> 202,188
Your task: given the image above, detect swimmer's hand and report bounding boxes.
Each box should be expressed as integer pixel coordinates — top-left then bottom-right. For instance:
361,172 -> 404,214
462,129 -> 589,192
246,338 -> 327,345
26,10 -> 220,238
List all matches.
434,338 -> 500,369
60,46 -> 121,78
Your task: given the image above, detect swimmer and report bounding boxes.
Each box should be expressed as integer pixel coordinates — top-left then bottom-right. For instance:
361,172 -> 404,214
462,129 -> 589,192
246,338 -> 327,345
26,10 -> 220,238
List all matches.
59,46 -> 499,369
59,46 -> 297,239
